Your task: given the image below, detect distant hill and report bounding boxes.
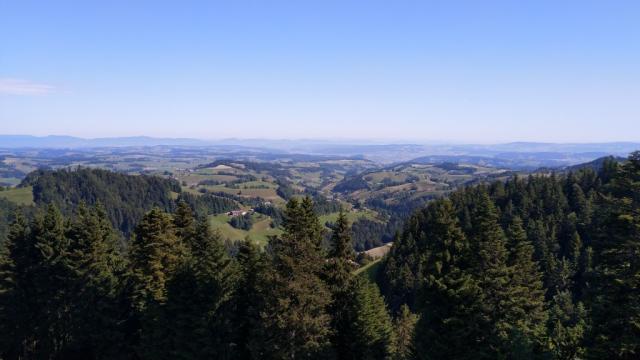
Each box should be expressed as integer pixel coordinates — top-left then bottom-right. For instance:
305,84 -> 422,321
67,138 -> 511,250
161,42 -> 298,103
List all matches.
20,168 -> 181,235
565,155 -> 627,172
0,135 -> 213,148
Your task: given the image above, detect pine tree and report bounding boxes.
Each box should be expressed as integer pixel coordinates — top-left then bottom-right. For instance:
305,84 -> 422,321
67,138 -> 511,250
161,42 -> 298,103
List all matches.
0,213 -> 29,358
63,203 -> 127,358
392,304 -> 418,360
469,191 -> 515,355
2,205 -> 76,358
253,197 -> 333,358
139,218 -> 237,360
588,151 -> 640,358
129,208 -> 186,310
504,216 -> 548,356
173,200 -> 196,247
380,230 -> 422,312
413,199 -> 486,360
548,290 -> 587,360
347,277 -> 395,360
233,239 -> 267,359
325,209 -> 357,357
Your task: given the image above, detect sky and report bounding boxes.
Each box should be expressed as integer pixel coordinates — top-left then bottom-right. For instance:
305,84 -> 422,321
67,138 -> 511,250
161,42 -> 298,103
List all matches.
1,0 -> 639,143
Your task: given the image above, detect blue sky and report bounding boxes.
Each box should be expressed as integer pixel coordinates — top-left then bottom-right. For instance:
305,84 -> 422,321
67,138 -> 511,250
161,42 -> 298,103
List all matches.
1,1 -> 639,142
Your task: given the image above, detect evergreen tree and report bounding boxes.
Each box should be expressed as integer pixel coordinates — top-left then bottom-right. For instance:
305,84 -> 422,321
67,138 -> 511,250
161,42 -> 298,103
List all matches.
548,290 -> 587,360
0,213 -> 29,358
62,203 -> 127,358
413,199 -> 486,360
140,219 -> 237,360
504,216 -> 548,356
588,152 -> 640,358
129,208 -> 186,310
1,205 -> 76,358
469,191 -> 514,355
324,209 -> 357,357
392,304 -> 418,360
173,200 -> 196,246
252,198 -> 333,358
233,239 -> 267,359
347,277 -> 395,360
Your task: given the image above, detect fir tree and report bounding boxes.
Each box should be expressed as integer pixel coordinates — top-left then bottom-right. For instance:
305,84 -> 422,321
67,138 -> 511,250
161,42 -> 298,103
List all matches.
233,239 -> 267,359
469,191 -> 514,355
139,218 -> 237,360
173,200 -> 196,246
0,213 -> 29,358
347,277 -> 395,360
253,198 -> 333,359
392,304 -> 418,360
588,152 -> 640,358
129,208 -> 186,310
324,209 -> 357,358
413,199 -> 486,360
62,203 -> 127,358
504,216 -> 548,356
548,290 -> 587,360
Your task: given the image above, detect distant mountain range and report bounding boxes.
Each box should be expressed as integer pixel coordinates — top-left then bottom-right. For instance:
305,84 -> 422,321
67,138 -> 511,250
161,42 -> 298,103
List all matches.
1,135 -> 638,168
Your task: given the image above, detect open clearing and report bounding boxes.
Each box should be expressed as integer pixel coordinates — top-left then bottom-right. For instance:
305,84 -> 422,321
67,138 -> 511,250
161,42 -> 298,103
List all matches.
0,186 -> 34,206
208,213 -> 283,246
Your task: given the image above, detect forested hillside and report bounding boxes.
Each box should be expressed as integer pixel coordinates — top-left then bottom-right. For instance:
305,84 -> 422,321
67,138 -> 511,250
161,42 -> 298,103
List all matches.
21,168 -> 181,235
0,152 -> 638,359
381,152 -> 639,358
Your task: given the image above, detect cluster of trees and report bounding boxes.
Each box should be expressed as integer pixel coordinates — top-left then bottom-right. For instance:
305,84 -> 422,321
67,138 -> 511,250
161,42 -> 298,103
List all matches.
177,192 -> 238,217
380,152 -> 640,358
1,153 -> 638,359
254,202 -> 284,228
228,213 -> 254,230
350,218 -> 385,251
0,198 -> 21,242
21,168 -> 181,235
0,197 -> 413,359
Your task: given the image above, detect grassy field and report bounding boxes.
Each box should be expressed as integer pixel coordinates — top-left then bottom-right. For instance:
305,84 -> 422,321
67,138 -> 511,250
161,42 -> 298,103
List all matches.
0,177 -> 22,187
0,186 -> 35,206
208,213 -> 283,246
354,259 -> 383,282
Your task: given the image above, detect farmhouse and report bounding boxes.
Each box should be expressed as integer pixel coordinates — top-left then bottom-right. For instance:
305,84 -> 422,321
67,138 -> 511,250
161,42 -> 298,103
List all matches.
228,210 -> 246,217
227,209 -> 255,217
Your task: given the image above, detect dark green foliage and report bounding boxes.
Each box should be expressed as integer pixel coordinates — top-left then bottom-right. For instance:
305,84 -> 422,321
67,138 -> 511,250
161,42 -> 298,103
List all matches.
229,212 -> 254,230
129,208 -> 186,309
313,195 -> 343,215
548,290 -> 587,360
139,218 -> 238,360
392,304 -> 418,360
333,175 -> 370,193
346,277 -> 395,360
275,179 -> 296,199
254,202 -> 284,228
588,151 -> 640,359
411,199 -> 486,359
177,192 -> 238,217
0,204 -> 126,359
0,198 -> 21,245
1,153 -> 639,359
24,168 -> 180,235
325,210 -> 357,358
231,239 -> 267,359
381,154 -> 640,359
251,197 -> 332,358
351,218 -> 385,251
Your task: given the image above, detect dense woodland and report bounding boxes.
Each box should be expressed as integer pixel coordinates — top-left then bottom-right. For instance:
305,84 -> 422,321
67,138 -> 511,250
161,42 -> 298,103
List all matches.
0,152 -> 638,359
21,168 -> 181,235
